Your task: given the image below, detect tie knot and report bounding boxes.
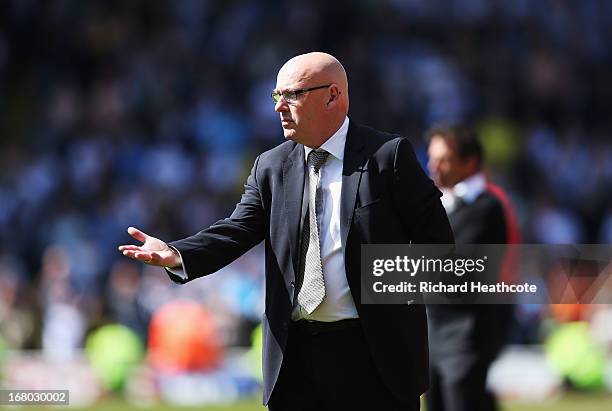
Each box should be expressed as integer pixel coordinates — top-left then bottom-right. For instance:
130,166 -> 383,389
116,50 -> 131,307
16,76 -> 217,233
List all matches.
308,150 -> 330,172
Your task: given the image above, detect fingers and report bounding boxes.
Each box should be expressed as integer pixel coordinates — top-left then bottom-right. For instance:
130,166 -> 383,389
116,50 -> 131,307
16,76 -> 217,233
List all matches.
148,251 -> 162,263
136,251 -> 154,262
120,249 -> 142,259
127,226 -> 148,243
120,248 -> 166,266
121,249 -> 154,263
118,245 -> 141,252
120,228 -> 171,266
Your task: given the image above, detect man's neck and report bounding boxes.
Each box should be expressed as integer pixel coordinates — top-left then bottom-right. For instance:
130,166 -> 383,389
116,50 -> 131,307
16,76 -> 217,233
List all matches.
312,116 -> 347,148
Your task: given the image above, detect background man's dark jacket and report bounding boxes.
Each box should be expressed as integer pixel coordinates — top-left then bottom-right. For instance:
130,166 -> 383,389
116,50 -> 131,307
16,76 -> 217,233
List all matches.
428,190 -> 509,359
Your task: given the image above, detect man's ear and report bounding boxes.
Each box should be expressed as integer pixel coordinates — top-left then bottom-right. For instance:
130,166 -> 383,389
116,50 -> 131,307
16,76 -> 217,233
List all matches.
327,86 -> 340,106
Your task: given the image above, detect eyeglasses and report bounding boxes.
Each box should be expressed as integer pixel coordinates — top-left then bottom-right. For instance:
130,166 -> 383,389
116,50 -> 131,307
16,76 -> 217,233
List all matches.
271,84 -> 331,104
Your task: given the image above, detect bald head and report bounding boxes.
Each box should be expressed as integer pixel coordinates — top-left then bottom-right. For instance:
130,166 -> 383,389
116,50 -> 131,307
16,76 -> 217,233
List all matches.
278,52 -> 349,98
274,52 -> 350,148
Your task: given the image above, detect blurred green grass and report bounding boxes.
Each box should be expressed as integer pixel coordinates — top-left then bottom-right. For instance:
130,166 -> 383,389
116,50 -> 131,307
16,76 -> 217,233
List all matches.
12,392 -> 612,411
502,392 -> 612,411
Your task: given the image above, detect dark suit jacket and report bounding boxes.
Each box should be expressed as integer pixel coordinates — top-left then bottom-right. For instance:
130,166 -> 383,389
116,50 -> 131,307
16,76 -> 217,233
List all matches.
167,121 -> 454,404
446,191 -> 507,245
428,190 -> 510,367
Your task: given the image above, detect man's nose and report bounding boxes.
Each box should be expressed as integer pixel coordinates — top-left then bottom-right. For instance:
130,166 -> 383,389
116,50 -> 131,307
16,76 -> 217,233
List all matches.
274,99 -> 289,113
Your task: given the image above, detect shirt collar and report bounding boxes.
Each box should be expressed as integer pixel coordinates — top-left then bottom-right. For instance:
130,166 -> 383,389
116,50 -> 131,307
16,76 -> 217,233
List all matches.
304,116 -> 349,162
440,172 -> 487,213
453,172 -> 487,204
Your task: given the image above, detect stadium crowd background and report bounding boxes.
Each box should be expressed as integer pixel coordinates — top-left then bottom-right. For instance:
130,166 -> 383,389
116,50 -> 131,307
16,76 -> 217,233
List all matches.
0,0 -> 611,404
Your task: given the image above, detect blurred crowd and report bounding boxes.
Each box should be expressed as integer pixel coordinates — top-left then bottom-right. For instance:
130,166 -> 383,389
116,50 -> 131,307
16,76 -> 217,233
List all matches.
0,0 -> 611,362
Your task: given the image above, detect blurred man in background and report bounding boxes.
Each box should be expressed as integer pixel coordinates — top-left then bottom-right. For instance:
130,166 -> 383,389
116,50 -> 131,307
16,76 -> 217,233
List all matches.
120,52 -> 453,410
426,125 -> 514,411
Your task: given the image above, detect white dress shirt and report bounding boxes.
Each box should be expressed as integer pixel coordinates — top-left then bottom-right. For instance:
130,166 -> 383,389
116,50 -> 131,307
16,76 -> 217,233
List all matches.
292,116 -> 359,322
440,172 -> 487,213
169,116 -> 358,322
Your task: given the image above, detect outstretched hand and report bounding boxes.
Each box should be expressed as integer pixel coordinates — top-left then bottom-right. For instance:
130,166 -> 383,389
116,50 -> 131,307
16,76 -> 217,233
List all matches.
118,227 -> 181,268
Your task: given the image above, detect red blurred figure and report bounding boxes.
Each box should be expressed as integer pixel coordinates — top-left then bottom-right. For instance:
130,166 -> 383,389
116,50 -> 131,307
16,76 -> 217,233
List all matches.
148,301 -> 222,373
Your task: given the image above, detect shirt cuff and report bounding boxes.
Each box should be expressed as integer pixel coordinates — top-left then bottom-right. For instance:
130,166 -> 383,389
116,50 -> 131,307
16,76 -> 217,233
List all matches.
165,245 -> 188,281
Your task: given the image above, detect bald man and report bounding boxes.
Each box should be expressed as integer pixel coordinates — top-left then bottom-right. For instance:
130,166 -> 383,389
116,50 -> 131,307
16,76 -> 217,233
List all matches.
119,52 -> 453,410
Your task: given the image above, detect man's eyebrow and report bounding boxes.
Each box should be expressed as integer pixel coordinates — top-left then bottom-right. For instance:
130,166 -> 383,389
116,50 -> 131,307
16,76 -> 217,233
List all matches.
274,86 -> 301,93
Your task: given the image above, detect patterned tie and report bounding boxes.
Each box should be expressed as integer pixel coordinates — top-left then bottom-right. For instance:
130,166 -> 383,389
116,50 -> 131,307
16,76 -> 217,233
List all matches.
297,149 -> 330,314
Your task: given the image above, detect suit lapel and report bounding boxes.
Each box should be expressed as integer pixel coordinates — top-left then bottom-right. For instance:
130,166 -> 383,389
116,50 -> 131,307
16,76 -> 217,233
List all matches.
340,122 -> 367,251
282,143 -> 306,280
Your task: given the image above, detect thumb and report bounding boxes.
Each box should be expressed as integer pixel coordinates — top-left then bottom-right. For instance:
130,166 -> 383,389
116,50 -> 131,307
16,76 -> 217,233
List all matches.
127,226 -> 148,244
